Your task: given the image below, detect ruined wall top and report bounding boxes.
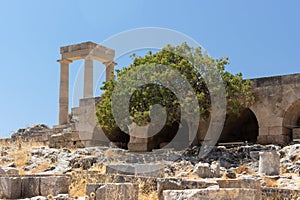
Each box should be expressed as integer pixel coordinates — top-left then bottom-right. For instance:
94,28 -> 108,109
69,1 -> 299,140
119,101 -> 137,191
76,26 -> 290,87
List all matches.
251,73 -> 300,88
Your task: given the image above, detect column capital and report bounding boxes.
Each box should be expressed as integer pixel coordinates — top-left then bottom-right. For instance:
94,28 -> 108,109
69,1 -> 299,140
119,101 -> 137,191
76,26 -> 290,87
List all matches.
103,61 -> 117,67
57,59 -> 72,64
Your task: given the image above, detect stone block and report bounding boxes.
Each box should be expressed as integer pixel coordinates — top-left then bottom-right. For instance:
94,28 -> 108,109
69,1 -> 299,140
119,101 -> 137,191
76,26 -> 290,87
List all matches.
293,128 -> 300,139
94,183 -> 138,200
0,177 -> 22,199
40,176 -> 70,196
259,151 -> 280,175
106,164 -> 135,175
96,183 -> 138,200
268,126 -> 290,136
128,142 -> 154,152
257,135 -> 291,145
86,183 -> 103,196
192,163 -> 213,178
250,151 -> 260,160
157,178 -> 218,200
216,178 -> 261,199
261,187 -> 300,200
163,188 -> 258,200
21,176 -> 40,198
135,164 -> 164,177
0,166 -> 19,175
106,164 -> 164,177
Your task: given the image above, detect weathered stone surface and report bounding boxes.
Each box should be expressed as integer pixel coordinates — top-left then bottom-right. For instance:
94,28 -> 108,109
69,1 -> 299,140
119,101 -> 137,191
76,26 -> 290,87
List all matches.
280,144 -> 300,173
163,188 -> 258,200
86,174 -> 157,194
106,164 -> 135,175
192,163 -> 212,178
21,176 -> 40,197
259,151 -> 280,175
216,178 -> 261,199
157,178 -> 218,200
40,176 -> 70,196
217,178 -> 260,190
192,162 -> 220,178
11,124 -> 50,139
292,128 -> 300,139
106,164 -> 164,177
0,177 -> 22,199
0,166 -> 19,175
134,164 -> 164,177
261,187 -> 300,200
90,183 -> 138,200
127,123 -> 156,152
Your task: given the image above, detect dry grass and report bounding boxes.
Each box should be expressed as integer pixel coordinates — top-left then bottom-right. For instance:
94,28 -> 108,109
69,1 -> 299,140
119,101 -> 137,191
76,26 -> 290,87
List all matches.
103,149 -> 120,159
89,164 -> 106,174
139,191 -> 158,200
69,172 -> 89,197
69,170 -> 107,198
235,163 -> 255,175
31,161 -> 52,174
221,171 -> 227,179
0,139 -> 52,174
13,149 -> 29,167
137,178 -> 158,200
263,176 -> 279,187
291,153 -> 300,162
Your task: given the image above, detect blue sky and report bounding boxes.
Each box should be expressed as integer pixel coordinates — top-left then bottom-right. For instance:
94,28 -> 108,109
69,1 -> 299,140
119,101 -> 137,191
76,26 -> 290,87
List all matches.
0,0 -> 299,137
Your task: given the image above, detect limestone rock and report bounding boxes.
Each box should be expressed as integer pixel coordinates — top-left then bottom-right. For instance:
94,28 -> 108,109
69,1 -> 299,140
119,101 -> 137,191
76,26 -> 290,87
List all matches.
0,166 -> 19,175
95,183 -> 138,200
0,177 -> 22,199
40,176 -> 70,196
163,188 -> 258,200
157,178 -> 218,200
86,183 -> 138,200
192,162 -> 220,178
11,124 -> 50,139
21,177 -> 40,198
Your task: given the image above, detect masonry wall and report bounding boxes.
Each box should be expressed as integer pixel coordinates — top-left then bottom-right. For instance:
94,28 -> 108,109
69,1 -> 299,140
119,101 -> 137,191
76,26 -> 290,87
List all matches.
250,73 -> 300,144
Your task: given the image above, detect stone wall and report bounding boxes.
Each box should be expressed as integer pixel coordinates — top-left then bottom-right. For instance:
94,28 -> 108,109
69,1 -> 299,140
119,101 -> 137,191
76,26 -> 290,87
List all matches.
0,175 -> 70,199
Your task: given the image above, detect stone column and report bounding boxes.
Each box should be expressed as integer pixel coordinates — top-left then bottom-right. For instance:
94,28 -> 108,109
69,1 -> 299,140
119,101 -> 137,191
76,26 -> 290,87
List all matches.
84,58 -> 93,98
104,61 -> 116,82
58,59 -> 72,125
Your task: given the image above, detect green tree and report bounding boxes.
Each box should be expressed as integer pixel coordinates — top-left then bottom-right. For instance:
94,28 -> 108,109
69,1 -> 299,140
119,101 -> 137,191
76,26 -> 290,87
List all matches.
96,43 -> 255,133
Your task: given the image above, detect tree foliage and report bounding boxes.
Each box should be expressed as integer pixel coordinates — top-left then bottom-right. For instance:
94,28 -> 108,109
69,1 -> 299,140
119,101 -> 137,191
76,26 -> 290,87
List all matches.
96,43 -> 255,133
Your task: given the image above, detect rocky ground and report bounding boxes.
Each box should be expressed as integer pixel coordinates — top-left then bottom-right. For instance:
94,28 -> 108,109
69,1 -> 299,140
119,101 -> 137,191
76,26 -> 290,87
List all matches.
0,139 -> 300,199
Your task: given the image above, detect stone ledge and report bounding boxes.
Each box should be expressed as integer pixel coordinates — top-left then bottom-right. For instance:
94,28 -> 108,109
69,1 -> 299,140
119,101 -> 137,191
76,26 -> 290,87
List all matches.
261,187 -> 300,200
0,175 -> 70,199
163,188 -> 258,200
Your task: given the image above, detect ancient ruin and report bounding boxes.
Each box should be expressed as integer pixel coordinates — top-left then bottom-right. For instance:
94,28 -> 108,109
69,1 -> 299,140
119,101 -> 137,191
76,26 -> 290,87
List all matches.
1,41 -> 300,199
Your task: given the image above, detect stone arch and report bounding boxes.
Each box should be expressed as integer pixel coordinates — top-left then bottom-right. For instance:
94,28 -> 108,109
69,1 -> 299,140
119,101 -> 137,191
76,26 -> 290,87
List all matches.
283,99 -> 300,138
218,108 -> 259,143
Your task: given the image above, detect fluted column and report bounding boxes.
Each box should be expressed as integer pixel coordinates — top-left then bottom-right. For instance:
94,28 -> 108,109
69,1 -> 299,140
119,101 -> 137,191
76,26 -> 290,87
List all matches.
84,58 -> 94,98
104,61 -> 116,82
58,59 -> 72,125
